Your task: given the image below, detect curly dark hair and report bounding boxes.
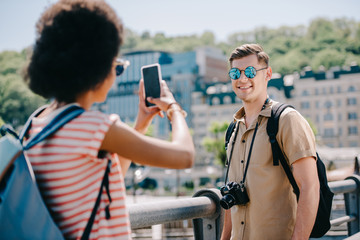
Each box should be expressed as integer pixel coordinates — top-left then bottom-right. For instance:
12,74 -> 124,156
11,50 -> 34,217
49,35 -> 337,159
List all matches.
26,0 -> 123,103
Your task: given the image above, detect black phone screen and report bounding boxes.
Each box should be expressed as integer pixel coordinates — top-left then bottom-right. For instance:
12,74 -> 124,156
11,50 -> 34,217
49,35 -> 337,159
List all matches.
143,65 -> 161,107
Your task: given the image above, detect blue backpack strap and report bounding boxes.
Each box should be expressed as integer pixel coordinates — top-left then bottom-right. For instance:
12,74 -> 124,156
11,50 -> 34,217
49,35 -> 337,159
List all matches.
18,104 -> 113,238
23,105 -> 84,150
19,105 -> 49,142
0,124 -> 20,139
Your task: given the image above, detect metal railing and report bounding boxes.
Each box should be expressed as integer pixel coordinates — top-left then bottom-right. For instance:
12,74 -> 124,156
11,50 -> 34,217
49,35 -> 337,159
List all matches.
128,175 -> 360,240
329,175 -> 360,238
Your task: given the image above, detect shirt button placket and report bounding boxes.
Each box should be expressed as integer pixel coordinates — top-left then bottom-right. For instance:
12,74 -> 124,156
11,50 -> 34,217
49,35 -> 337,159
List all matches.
239,217 -> 246,236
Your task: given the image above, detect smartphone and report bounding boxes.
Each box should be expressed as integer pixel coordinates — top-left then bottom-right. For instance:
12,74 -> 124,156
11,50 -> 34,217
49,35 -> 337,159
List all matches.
141,63 -> 162,107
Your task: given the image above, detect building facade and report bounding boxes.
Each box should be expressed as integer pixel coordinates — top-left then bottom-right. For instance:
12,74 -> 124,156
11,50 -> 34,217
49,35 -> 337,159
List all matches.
102,46 -> 359,192
104,47 -> 227,139
287,65 -> 360,148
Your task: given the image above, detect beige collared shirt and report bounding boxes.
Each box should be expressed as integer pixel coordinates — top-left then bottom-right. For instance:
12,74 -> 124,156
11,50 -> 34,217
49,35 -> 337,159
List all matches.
227,100 -> 317,240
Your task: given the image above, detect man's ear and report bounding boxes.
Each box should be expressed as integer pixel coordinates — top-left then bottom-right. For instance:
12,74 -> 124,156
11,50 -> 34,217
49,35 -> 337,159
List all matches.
266,66 -> 272,81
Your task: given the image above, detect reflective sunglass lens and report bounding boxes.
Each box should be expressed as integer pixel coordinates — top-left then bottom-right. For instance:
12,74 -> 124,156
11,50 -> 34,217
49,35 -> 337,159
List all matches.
116,65 -> 124,76
245,66 -> 256,78
229,68 -> 240,80
115,58 -> 130,76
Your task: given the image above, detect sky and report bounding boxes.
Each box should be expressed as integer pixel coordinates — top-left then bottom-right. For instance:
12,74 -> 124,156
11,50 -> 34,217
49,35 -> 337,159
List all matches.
1,0 -> 360,52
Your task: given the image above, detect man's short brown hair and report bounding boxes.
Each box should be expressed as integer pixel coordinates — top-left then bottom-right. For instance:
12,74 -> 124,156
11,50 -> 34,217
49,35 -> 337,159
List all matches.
229,44 -> 269,67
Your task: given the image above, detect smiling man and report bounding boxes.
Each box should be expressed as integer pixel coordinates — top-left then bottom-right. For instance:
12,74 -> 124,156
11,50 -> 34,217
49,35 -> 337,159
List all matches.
220,44 -> 319,240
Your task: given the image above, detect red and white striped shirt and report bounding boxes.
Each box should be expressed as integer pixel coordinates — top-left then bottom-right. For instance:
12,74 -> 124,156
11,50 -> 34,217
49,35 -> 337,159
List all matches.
25,104 -> 132,239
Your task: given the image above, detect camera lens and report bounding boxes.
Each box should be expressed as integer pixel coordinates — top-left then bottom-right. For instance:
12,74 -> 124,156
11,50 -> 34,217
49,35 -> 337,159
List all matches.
220,194 -> 236,209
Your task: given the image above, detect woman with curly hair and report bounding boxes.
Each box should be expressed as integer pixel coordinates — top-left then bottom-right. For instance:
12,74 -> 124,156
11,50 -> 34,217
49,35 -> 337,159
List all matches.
25,0 -> 194,239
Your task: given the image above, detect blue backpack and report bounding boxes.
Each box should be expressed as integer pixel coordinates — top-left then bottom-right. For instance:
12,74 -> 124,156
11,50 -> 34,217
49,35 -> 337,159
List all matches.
0,105 -> 111,239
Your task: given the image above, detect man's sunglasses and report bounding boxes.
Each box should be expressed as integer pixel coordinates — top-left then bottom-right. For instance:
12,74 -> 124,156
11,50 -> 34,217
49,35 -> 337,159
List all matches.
229,66 -> 267,80
115,58 -> 130,76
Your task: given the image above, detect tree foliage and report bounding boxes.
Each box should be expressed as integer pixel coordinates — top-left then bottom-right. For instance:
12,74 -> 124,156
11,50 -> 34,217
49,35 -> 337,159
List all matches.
1,17 -> 359,128
202,121 -> 229,167
120,17 -> 359,75
0,51 -> 46,128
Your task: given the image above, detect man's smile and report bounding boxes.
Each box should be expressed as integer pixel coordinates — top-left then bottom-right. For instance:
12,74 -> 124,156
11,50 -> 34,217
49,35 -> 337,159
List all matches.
238,85 -> 252,90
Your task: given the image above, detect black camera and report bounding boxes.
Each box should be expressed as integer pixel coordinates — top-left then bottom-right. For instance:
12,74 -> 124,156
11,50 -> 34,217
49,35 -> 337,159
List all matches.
220,181 -> 250,209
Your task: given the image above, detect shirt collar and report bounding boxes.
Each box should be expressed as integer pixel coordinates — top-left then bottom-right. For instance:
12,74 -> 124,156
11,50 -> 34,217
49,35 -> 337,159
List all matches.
233,98 -> 276,122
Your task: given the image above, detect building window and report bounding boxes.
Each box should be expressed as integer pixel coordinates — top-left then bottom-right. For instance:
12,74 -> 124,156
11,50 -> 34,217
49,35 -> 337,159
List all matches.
324,113 -> 334,121
223,96 -> 232,104
324,101 -> 332,109
198,112 -> 206,118
348,86 -> 356,92
235,97 -> 242,103
338,127 -> 342,136
324,128 -> 334,138
315,88 -> 319,95
337,99 -> 342,107
330,87 -> 334,94
302,90 -> 309,96
315,101 -> 320,109
337,86 -> 342,93
347,98 -> 357,106
338,113 -> 342,121
348,112 -> 358,120
300,101 -> 310,109
212,97 -> 220,105
348,126 -> 358,135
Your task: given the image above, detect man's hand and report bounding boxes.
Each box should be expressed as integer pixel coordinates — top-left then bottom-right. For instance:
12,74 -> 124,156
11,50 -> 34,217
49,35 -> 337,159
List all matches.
221,209 -> 232,240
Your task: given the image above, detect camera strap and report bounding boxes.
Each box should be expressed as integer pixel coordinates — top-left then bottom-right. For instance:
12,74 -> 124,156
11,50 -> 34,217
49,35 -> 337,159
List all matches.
224,121 -> 259,185
224,98 -> 269,185
241,122 -> 259,186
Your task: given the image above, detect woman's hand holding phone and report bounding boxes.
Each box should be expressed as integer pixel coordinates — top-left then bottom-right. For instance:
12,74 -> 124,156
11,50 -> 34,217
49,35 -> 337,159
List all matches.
136,63 -> 177,133
134,79 -> 162,134
135,79 -> 176,133
146,80 -> 176,112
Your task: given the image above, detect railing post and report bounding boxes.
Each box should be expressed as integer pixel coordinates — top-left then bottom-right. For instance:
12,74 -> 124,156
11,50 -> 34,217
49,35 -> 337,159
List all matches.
192,188 -> 224,240
344,175 -> 360,236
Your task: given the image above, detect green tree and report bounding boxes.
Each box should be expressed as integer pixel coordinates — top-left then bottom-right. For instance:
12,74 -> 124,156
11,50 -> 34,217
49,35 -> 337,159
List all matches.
202,121 -> 229,167
0,73 -> 46,128
271,49 -> 309,74
0,51 -> 26,75
311,49 -> 346,70
306,117 -> 318,137
0,51 -> 46,128
0,116 -> 4,127
200,31 -> 215,46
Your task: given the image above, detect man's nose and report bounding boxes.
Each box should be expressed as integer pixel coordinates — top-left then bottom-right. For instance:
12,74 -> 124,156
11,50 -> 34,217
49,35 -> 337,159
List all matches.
238,71 -> 249,82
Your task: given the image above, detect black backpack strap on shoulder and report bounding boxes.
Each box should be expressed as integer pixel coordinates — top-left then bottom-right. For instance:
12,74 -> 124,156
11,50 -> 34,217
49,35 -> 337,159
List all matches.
266,103 -> 299,198
225,121 -> 236,151
81,159 -> 112,240
266,103 -> 294,166
278,149 -> 300,199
